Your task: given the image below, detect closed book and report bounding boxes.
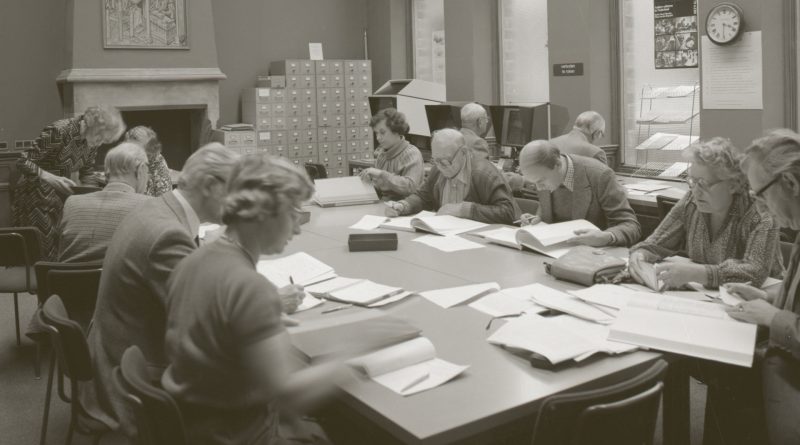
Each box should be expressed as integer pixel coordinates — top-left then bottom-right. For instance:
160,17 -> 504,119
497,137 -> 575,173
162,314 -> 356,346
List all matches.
348,233 -> 398,252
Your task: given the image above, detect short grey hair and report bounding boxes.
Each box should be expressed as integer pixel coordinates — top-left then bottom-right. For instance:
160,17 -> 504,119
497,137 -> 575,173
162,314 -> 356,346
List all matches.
125,126 -> 161,158
683,137 -> 747,190
104,142 -> 148,178
83,105 -> 125,146
460,103 -> 488,126
177,143 -> 240,191
573,111 -> 605,137
432,128 -> 467,156
743,129 -> 800,184
519,140 -> 562,170
222,154 -> 314,224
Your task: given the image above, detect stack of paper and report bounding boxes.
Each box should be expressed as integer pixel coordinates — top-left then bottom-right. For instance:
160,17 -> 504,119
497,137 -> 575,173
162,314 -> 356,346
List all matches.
420,282 -> 500,308
348,337 -> 469,396
312,176 -> 380,207
526,284 -> 616,323
469,283 -> 549,317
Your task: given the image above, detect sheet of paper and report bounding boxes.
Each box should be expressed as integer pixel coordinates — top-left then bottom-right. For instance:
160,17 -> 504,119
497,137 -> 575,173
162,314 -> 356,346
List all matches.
487,313 -> 599,365
523,219 -> 600,246
469,288 -> 548,317
412,235 -> 485,253
551,315 -> 637,359
473,227 -> 519,246
659,162 -> 690,177
569,284 -> 651,310
296,294 -> 324,312
372,358 -> 469,396
624,182 -> 670,192
662,135 -> 699,151
380,211 -> 437,232
350,215 -> 390,231
329,280 -> 403,305
420,282 -> 500,308
349,337 -> 435,376
309,42 -> 324,60
368,291 -> 415,307
198,223 -> 221,240
701,32 -> 763,109
305,276 -> 362,295
528,284 -> 615,323
257,252 -> 336,287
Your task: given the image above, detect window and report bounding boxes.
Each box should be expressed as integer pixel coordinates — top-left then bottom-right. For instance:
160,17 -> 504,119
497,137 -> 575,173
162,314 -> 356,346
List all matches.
499,0 -> 549,105
412,0 -> 445,85
620,0 -> 700,176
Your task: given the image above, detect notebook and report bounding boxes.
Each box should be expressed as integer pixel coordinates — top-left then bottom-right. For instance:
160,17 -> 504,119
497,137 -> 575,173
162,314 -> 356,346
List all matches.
289,311 -> 421,363
347,337 -> 469,396
475,219 -> 600,258
256,252 -> 336,287
312,176 -> 380,207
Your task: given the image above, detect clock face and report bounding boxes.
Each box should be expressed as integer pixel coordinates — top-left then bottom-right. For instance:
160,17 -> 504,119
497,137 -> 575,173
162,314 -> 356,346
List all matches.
706,4 -> 743,44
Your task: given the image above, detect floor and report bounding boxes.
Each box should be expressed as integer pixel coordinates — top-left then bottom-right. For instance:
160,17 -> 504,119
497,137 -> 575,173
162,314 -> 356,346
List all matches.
0,291 -> 707,444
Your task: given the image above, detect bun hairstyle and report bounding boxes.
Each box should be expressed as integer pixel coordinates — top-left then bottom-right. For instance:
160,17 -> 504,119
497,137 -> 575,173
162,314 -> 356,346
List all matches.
222,155 -> 314,225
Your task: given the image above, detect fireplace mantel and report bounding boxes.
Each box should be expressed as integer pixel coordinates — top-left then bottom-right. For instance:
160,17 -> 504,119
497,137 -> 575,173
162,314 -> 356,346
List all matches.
57,67 -> 226,83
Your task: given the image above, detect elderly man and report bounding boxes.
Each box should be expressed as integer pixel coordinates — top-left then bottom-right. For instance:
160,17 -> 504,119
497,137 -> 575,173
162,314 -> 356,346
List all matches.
80,143 -> 241,434
726,129 -> 800,445
460,102 -> 491,159
385,128 -> 518,224
57,142 -> 152,262
518,140 -> 640,247
505,111 -> 609,191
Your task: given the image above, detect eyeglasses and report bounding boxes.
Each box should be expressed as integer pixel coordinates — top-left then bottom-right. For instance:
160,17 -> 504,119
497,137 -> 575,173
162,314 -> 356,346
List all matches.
750,175 -> 780,199
685,176 -> 725,191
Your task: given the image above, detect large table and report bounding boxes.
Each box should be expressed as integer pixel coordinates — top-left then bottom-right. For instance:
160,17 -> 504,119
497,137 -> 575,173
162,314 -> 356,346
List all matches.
281,203 -> 687,445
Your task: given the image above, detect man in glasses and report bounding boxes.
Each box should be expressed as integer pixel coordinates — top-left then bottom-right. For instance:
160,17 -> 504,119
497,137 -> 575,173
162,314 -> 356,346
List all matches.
385,128 -> 518,224
518,139 -> 640,247
80,143 -> 240,436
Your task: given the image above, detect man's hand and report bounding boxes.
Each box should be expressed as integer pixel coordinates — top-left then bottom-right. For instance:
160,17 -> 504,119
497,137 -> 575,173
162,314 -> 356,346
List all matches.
567,229 -> 614,247
437,203 -> 470,218
359,168 -> 384,184
41,170 -> 76,196
279,284 -> 305,314
654,262 -> 707,289
518,213 -> 540,226
384,200 -> 405,217
727,299 -> 780,327
281,314 -> 300,327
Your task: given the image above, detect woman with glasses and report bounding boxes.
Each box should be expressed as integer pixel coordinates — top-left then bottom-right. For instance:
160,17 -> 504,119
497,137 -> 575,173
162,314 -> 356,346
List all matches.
726,129 -> 800,444
384,128 -> 518,224
629,137 -> 783,290
359,108 -> 424,200
163,154 -> 335,445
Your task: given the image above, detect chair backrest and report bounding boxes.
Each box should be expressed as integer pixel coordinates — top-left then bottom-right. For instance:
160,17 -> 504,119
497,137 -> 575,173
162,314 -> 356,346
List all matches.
34,261 -> 103,330
515,197 -> 539,216
118,346 -> 188,445
0,227 -> 42,268
656,195 -> 679,220
39,296 -> 93,381
304,162 -> 328,181
571,382 -> 664,445
530,358 -> 668,445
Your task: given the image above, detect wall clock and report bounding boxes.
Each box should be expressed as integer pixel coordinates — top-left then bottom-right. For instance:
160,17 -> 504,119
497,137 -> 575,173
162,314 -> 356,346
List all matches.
706,3 -> 744,45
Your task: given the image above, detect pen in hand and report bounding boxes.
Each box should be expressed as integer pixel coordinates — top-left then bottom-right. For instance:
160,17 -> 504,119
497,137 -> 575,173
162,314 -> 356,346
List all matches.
289,275 -> 295,285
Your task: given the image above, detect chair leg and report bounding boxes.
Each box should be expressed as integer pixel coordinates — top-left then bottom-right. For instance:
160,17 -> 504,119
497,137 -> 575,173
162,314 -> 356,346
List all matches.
65,418 -> 75,445
13,292 -> 20,346
39,349 -> 56,445
34,340 -> 42,379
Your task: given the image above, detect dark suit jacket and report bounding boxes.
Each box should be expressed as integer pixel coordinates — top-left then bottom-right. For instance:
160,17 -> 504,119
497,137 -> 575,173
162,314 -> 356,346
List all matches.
551,129 -> 608,165
461,128 -> 490,159
537,155 -> 640,246
81,191 -> 196,433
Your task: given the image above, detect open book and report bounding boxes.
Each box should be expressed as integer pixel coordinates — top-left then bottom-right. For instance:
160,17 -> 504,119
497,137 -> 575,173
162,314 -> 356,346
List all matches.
468,283 -> 549,318
312,176 -> 380,207
305,276 -> 413,307
524,284 -> 616,324
257,252 -> 336,287
347,337 -> 469,396
475,219 -> 600,258
381,212 -> 487,236
488,313 -> 635,366
608,296 -> 757,367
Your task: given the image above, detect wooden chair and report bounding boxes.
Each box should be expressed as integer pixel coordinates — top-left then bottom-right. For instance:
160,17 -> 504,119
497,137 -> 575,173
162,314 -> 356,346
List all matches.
114,345 -> 188,445
656,195 -> 679,220
530,359 -> 668,445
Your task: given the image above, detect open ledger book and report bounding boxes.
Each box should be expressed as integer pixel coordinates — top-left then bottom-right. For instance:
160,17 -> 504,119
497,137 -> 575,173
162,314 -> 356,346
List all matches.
256,252 -> 337,311
379,211 -> 487,236
488,313 -> 636,366
475,219 -> 600,258
348,337 -> 469,396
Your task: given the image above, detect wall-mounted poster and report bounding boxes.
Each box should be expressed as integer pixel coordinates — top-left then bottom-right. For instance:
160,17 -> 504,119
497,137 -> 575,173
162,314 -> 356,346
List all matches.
103,0 -> 189,49
654,0 -> 697,69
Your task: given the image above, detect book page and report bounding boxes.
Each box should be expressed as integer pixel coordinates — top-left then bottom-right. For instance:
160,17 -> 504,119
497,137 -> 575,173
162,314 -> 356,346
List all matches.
521,219 -> 600,246
474,227 -> 521,249
569,284 -> 652,310
350,215 -> 390,231
411,215 -> 488,236
305,276 -> 363,295
420,282 -> 500,308
528,284 -> 615,323
628,295 -> 730,320
372,358 -> 469,396
551,315 -> 637,358
348,337 -> 435,377
412,235 -> 485,252
469,287 -> 548,317
312,176 -> 379,205
380,211 -> 437,232
487,313 -> 599,365
295,294 -> 324,312
329,280 -> 404,305
257,252 -> 336,287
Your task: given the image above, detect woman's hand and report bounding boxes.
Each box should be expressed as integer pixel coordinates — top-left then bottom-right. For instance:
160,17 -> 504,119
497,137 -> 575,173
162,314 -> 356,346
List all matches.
727,299 -> 780,326
724,283 -> 771,303
279,284 -> 305,314
518,213 -> 540,226
359,168 -> 384,184
384,200 -> 405,217
654,262 -> 707,289
628,250 -> 660,286
40,170 -> 76,196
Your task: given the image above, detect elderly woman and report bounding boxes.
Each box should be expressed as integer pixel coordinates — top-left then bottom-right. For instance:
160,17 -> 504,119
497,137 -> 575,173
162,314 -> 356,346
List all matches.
727,129 -> 800,444
359,108 -> 424,200
385,128 -> 518,224
13,106 -> 125,259
124,125 -> 173,196
630,137 -> 783,290
162,154 -> 335,444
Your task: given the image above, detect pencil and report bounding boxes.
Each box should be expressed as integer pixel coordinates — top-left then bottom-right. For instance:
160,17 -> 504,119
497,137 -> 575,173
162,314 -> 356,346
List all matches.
289,276 -> 295,285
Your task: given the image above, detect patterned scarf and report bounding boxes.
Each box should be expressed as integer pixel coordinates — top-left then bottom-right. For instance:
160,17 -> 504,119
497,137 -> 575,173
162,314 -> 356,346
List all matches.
437,147 -> 472,206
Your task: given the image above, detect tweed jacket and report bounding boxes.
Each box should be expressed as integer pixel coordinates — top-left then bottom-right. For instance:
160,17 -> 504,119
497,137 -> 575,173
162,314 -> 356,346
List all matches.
551,129 -> 608,165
